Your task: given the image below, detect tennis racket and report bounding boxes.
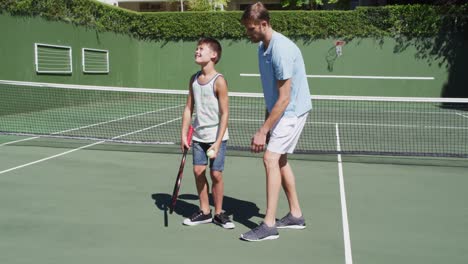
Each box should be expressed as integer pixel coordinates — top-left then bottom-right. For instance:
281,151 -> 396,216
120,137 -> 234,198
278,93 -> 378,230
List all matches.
169,125 -> 194,214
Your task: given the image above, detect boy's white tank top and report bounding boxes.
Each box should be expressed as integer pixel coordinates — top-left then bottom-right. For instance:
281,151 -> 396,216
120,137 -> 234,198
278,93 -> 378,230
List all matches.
192,72 -> 229,143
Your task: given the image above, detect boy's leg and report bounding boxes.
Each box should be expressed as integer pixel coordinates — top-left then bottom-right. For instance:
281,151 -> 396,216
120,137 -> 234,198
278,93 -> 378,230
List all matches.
183,141 -> 212,226
210,141 -> 235,229
194,165 -> 210,214
209,140 -> 227,215
211,171 -> 236,229
210,170 -> 224,215
191,141 -> 211,213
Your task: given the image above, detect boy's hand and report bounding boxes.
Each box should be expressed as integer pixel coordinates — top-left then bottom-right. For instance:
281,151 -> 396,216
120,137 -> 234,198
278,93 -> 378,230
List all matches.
181,126 -> 194,152
207,144 -> 219,159
181,138 -> 188,152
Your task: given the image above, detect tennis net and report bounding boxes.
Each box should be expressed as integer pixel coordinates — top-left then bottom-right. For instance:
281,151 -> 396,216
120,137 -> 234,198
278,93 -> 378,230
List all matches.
1,80 -> 467,158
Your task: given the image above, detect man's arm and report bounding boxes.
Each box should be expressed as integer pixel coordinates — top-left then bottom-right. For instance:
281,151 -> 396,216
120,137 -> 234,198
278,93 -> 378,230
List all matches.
251,79 -> 291,153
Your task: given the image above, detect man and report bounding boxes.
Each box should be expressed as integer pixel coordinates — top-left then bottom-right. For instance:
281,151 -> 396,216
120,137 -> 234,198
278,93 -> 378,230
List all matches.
240,2 -> 312,242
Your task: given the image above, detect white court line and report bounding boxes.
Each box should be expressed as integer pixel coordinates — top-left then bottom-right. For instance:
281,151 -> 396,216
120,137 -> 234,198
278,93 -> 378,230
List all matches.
230,118 -> 263,122
335,124 -> 353,264
240,73 -> 435,80
0,79 -> 187,95
311,121 -> 468,130
0,137 -> 40,147
0,117 -> 181,175
0,141 -> 104,175
457,112 -> 468,119
0,104 -> 184,146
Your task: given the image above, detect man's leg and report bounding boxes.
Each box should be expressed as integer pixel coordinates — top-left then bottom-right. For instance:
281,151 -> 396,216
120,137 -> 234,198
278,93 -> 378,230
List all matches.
240,149 -> 281,241
279,154 -> 303,217
263,150 -> 283,227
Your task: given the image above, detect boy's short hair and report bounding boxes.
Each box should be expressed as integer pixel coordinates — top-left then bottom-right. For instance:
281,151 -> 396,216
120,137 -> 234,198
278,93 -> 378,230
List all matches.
198,37 -> 222,64
241,2 -> 270,25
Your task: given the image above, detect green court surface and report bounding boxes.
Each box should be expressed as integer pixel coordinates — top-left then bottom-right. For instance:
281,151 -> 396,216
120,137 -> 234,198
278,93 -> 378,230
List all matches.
1,135 -> 467,264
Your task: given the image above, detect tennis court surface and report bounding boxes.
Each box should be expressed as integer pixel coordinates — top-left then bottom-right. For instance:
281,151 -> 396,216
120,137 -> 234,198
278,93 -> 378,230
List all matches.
1,81 -> 468,264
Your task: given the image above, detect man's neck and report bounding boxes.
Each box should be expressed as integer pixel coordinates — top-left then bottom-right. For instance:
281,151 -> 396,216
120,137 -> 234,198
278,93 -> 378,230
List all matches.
262,27 -> 274,49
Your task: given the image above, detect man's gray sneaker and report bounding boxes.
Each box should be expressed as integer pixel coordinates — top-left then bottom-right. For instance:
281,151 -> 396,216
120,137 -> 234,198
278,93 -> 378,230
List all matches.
276,213 -> 306,229
240,222 -> 279,242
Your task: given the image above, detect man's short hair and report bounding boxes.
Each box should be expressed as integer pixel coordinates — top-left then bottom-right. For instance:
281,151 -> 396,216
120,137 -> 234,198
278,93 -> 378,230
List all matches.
198,37 -> 222,64
241,2 -> 270,25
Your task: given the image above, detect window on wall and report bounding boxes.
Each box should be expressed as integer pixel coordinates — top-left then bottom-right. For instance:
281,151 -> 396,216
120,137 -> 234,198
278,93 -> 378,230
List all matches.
82,48 -> 109,74
140,2 -> 162,11
34,43 -> 72,74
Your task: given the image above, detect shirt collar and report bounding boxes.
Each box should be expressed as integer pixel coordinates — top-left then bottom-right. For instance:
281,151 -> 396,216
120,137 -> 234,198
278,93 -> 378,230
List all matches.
261,31 -> 276,56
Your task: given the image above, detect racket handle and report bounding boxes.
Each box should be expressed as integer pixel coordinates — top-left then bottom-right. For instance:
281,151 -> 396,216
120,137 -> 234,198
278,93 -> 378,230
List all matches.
187,126 -> 194,146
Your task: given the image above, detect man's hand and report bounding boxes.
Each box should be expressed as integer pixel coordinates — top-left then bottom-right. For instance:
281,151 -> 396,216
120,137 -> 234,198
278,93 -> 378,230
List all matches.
251,129 -> 268,153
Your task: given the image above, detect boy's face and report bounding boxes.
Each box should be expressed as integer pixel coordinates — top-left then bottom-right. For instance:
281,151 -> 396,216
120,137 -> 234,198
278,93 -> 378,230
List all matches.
243,20 -> 267,43
194,43 -> 216,65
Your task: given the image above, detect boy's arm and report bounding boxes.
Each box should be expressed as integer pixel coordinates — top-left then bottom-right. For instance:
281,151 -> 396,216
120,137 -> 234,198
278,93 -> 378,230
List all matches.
209,76 -> 229,156
181,75 -> 195,150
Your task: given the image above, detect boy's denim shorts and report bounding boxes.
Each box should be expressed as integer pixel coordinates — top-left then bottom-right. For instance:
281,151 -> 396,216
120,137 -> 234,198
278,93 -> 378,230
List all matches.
192,140 -> 227,172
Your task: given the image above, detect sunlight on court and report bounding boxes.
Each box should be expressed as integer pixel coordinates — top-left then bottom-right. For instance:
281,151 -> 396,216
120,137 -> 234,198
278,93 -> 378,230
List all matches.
1,134 -> 467,264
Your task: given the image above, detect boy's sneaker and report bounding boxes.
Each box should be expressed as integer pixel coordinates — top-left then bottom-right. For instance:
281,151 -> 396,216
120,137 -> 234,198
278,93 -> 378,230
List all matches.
276,213 -> 306,229
240,222 -> 279,242
213,212 -> 235,229
183,210 -> 212,226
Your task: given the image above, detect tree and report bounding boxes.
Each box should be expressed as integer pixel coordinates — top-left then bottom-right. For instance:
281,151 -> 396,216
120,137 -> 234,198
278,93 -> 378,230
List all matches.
187,0 -> 229,11
281,0 -> 350,10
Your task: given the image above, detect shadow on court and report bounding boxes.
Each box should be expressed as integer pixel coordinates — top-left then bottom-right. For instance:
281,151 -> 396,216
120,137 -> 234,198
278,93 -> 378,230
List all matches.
151,193 -> 264,229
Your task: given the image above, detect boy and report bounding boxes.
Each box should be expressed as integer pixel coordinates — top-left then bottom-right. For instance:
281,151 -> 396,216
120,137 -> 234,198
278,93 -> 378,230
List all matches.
180,37 -> 234,229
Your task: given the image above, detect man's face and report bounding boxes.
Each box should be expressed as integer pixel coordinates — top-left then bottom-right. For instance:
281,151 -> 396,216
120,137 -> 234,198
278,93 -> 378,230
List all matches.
243,21 -> 266,43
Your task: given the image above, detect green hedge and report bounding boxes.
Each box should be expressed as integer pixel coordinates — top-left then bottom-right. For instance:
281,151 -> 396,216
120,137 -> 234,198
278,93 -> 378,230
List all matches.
1,0 -> 466,40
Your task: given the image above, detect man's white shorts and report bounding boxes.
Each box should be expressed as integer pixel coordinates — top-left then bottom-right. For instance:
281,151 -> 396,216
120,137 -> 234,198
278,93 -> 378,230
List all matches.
267,112 -> 309,154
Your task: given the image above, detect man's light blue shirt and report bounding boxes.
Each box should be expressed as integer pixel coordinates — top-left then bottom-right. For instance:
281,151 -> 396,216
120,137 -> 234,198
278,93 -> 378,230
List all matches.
258,31 -> 312,117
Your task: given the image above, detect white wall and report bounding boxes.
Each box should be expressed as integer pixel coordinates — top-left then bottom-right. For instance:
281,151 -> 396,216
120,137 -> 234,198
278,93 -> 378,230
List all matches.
97,0 -> 118,6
